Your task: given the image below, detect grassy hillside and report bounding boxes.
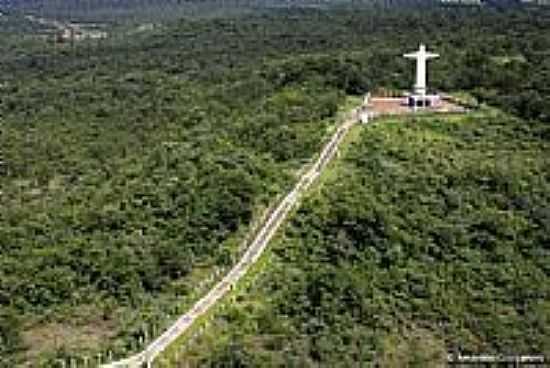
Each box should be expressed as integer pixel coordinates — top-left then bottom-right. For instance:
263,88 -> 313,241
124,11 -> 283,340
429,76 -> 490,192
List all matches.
179,108 -> 550,366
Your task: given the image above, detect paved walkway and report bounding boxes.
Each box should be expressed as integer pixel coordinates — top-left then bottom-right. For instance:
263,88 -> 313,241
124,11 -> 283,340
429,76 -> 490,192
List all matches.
102,108 -> 359,368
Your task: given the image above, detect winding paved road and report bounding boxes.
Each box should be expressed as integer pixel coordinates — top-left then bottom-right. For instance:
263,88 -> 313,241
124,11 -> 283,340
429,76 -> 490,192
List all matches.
101,108 -> 359,368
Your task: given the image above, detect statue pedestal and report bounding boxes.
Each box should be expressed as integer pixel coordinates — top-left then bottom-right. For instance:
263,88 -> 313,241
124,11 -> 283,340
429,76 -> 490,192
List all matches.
407,94 -> 441,109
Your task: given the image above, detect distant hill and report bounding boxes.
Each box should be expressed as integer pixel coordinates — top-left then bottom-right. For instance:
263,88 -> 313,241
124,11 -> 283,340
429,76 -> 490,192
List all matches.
1,0 -> 546,21
0,0 -> 265,22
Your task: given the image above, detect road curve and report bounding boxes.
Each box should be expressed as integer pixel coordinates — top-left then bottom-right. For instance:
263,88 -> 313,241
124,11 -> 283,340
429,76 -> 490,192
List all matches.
101,109 -> 359,368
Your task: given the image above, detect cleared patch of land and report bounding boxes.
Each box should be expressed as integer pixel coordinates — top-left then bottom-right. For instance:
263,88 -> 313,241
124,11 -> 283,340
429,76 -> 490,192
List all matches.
367,96 -> 466,116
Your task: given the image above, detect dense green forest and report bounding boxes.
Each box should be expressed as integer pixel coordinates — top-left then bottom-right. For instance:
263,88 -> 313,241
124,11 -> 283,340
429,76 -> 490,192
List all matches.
1,2 -> 550,366
184,108 -> 550,366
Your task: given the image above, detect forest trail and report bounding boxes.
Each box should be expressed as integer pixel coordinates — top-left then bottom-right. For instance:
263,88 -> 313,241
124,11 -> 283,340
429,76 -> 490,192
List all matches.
101,107 -> 360,368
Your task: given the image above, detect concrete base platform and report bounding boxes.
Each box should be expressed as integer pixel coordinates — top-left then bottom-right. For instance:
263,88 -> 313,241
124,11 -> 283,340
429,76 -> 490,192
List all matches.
365,96 -> 467,117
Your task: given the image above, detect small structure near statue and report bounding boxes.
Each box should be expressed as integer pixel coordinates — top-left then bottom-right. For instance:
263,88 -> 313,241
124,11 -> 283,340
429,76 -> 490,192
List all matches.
359,93 -> 374,123
358,43 -> 466,123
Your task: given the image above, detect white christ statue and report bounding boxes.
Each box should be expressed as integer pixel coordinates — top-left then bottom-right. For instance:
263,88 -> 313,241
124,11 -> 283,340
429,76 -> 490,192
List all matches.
404,44 -> 439,96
